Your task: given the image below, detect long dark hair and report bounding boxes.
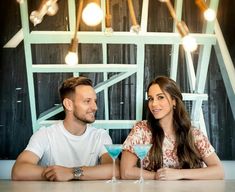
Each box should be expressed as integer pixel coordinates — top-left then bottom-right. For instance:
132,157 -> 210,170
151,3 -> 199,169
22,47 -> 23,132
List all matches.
146,76 -> 203,170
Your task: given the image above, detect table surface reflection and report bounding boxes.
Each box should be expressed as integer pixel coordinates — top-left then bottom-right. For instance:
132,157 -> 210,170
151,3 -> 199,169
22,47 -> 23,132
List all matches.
0,180 -> 235,192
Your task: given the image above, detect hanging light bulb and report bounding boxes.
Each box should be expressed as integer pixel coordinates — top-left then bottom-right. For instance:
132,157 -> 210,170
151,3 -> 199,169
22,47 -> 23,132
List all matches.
65,38 -> 78,65
46,0 -> 59,16
195,0 -> 216,21
29,0 -> 59,26
177,21 -> 198,52
182,35 -> 198,52
158,0 -> 197,52
130,25 -> 141,33
16,0 -> 24,4
127,0 -> 140,34
65,52 -> 78,65
65,0 -> 84,65
30,11 -> 44,26
104,0 -> 113,36
104,27 -> 113,36
82,2 -> 103,26
203,8 -> 216,21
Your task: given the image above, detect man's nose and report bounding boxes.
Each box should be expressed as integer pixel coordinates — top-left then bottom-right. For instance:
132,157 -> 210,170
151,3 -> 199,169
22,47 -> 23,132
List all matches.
92,101 -> 98,111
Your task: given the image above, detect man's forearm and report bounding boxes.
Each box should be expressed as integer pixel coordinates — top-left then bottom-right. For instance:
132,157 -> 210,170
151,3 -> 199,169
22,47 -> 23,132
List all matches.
11,163 -> 46,181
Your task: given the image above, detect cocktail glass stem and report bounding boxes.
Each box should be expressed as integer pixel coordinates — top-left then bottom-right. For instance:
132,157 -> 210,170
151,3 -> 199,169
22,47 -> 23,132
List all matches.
140,159 -> 144,183
112,158 -> 116,182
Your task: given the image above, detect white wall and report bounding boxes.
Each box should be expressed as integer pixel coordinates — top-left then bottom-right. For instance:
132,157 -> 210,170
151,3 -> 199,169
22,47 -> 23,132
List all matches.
222,161 -> 235,179
0,160 -> 15,180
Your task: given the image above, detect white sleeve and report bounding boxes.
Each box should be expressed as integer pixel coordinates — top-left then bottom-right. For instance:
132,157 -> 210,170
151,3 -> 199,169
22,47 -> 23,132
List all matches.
25,127 -> 49,159
99,130 -> 113,157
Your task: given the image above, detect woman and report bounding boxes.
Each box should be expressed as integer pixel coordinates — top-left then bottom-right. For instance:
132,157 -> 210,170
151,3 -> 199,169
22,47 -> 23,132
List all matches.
121,76 -> 224,180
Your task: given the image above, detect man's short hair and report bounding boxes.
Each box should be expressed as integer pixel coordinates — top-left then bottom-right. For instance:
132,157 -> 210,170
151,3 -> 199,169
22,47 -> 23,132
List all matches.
59,76 -> 93,102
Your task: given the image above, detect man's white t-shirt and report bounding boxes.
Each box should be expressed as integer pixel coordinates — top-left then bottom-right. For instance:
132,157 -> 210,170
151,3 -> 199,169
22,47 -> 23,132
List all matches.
25,121 -> 112,167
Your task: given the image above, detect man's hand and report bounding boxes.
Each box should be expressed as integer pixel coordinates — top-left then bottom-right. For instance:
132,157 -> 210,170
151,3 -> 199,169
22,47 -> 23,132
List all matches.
42,165 -> 74,181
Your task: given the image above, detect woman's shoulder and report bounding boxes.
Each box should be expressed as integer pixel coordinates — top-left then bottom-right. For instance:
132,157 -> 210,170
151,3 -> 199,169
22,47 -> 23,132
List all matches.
190,127 -> 215,158
135,120 -> 148,126
128,120 -> 151,139
123,120 -> 152,148
133,120 -> 150,131
190,127 -> 206,138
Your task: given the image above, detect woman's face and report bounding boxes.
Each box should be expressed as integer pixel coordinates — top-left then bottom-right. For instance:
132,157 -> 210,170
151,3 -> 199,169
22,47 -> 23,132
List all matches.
147,83 -> 176,121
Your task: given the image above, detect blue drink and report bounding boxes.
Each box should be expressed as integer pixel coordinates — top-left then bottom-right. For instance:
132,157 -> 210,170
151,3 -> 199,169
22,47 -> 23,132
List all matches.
133,144 -> 152,160
105,145 -> 122,159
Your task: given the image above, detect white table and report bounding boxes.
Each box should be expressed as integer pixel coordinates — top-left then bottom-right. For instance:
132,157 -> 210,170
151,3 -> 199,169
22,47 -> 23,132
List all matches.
0,180 -> 235,192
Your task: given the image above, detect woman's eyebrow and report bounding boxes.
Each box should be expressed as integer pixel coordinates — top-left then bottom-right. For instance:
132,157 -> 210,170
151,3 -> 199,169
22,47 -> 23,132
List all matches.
148,93 -> 164,98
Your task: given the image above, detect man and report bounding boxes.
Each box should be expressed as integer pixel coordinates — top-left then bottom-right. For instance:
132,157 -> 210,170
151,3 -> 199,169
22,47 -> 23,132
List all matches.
12,76 -> 118,181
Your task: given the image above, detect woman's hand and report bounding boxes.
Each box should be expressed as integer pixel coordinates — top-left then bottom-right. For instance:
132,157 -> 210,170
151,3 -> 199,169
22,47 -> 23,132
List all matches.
155,167 -> 182,180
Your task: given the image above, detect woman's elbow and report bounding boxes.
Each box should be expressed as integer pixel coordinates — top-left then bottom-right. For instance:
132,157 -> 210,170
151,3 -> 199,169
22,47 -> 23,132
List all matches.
120,170 -> 128,179
219,166 -> 225,180
213,164 -> 225,180
120,166 -> 132,179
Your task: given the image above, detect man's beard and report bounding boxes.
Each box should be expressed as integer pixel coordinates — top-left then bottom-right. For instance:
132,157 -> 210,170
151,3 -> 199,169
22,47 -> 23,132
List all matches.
73,111 -> 95,124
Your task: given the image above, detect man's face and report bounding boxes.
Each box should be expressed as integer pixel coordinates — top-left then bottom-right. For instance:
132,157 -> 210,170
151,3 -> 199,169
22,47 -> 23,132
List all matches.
71,85 -> 97,124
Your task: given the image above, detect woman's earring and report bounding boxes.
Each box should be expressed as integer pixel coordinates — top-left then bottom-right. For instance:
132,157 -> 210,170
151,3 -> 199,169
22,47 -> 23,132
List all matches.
173,105 -> 176,110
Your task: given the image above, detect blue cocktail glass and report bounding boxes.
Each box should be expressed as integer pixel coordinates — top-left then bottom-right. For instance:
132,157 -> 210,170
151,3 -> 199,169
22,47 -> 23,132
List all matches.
104,144 -> 122,183
133,144 -> 152,183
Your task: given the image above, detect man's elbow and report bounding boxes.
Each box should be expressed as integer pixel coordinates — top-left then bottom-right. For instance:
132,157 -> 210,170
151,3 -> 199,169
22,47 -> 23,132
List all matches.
11,174 -> 19,181
11,165 -> 26,181
11,168 -> 21,181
